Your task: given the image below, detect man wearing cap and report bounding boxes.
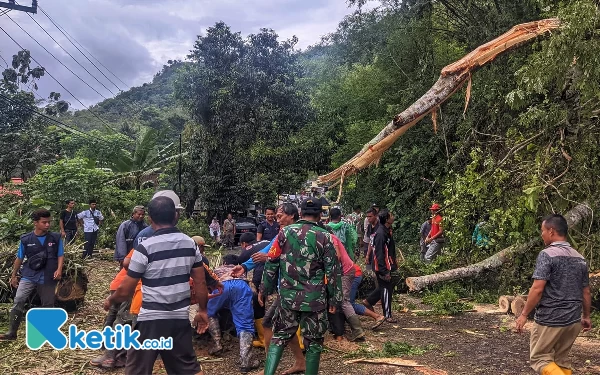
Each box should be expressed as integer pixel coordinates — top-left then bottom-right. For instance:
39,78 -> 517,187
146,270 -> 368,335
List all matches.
424,203 -> 445,263
261,198 -> 343,375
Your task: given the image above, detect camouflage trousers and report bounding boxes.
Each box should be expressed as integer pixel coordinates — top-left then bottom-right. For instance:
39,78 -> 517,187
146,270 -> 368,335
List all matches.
271,306 -> 328,352
222,232 -> 235,248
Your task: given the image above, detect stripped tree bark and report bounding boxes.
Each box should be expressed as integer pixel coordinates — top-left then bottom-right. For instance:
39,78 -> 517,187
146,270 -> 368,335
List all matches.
405,202 -> 592,292
317,18 -> 561,200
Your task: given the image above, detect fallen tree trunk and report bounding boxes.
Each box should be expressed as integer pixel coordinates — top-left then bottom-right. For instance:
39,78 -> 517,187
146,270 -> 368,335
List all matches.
317,18 -> 561,194
406,202 -> 592,292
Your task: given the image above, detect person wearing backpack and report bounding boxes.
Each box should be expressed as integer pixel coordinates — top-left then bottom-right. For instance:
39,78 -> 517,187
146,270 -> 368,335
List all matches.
0,208 -> 64,340
77,199 -> 104,258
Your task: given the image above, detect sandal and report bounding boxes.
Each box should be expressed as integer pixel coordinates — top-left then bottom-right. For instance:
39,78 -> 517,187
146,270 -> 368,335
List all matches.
371,316 -> 385,330
385,317 -> 398,324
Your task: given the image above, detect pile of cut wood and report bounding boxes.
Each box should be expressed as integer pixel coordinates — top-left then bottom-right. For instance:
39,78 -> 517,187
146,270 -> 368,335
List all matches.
498,295 -> 532,317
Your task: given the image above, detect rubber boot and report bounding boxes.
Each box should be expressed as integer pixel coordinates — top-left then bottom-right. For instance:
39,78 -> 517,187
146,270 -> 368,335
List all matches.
304,343 -> 322,375
559,367 -> 572,375
541,362 -> 567,375
90,349 -> 115,368
239,331 -> 259,373
252,319 -> 265,348
263,344 -> 284,375
296,327 -> 305,350
346,315 -> 365,342
0,308 -> 23,340
207,317 -> 223,355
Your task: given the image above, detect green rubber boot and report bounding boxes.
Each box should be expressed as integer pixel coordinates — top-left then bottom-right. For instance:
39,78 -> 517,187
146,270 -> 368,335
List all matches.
263,344 -> 284,375
304,343 -> 322,375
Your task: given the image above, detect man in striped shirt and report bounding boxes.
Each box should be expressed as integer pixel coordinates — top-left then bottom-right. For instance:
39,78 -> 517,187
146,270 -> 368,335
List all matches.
105,196 -> 209,375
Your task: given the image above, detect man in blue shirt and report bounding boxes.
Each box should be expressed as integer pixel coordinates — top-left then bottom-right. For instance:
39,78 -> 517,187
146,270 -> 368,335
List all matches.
0,208 -> 64,340
256,207 -> 279,241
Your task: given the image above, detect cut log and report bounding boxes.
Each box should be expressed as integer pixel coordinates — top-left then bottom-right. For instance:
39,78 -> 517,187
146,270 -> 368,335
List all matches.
498,295 -> 515,313
510,296 -> 528,317
317,18 -> 561,196
406,202 -> 592,292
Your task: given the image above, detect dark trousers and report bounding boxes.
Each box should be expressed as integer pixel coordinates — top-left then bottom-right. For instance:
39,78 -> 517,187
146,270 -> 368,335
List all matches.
104,291 -> 120,328
327,305 -> 346,337
366,276 -> 393,318
126,319 -> 201,375
253,293 -> 265,319
65,229 -> 77,245
83,231 -> 98,258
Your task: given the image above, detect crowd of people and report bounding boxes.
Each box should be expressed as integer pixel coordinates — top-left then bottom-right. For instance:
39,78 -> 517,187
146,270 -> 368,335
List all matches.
0,190 -> 592,375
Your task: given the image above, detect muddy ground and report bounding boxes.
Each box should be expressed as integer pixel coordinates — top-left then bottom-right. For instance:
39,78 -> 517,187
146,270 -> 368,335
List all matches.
0,257 -> 598,375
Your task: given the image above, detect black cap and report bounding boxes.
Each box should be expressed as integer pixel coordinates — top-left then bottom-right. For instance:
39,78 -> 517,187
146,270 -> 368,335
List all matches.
301,197 -> 323,214
239,232 -> 256,244
371,203 -> 379,208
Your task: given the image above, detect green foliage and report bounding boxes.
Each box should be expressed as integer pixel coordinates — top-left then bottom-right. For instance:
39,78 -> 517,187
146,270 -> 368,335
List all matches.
346,341 -> 432,359
421,286 -> 474,315
24,158 -> 111,210
175,22 -> 322,215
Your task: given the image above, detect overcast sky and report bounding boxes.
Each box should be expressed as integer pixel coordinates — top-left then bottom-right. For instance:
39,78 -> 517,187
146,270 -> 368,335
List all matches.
0,0 -> 377,109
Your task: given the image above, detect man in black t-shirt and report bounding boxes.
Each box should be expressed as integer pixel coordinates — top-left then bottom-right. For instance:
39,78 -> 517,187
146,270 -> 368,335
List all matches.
256,207 -> 279,241
59,199 -> 79,244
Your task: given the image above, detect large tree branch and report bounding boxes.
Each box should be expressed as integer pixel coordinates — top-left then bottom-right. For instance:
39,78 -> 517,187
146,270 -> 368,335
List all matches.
317,18 -> 561,190
405,202 -> 593,292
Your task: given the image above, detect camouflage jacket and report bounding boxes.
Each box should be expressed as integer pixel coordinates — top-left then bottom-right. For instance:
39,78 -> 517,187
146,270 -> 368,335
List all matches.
262,219 -> 343,312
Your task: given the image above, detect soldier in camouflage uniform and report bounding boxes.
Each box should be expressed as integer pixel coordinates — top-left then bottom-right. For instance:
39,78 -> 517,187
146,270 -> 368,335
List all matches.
261,198 -> 343,375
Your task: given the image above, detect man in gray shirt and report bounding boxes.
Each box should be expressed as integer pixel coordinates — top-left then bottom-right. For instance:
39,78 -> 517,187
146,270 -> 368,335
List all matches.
515,214 -> 592,375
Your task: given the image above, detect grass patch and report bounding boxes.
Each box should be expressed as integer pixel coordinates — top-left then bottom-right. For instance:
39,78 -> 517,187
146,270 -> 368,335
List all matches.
345,341 -> 432,358
421,286 -> 474,315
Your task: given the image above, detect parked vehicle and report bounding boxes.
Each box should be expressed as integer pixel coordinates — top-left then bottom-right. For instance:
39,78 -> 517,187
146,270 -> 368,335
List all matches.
235,216 -> 258,244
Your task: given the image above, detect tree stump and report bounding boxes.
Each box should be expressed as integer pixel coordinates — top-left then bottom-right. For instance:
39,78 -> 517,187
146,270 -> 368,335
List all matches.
510,296 -> 528,317
498,296 -> 515,313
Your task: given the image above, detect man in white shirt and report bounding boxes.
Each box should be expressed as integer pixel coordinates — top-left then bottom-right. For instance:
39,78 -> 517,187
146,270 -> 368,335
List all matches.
77,199 -> 104,258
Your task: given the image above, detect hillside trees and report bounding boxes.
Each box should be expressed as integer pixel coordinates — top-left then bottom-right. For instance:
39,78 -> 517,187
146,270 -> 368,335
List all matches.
175,22 -> 324,215
310,0 -> 600,280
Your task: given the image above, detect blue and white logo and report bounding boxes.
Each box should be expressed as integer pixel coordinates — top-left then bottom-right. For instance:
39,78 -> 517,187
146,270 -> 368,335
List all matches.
26,308 -> 172,350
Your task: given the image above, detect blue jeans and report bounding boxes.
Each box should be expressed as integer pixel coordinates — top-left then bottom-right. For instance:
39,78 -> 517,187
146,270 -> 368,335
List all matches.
350,275 -> 366,315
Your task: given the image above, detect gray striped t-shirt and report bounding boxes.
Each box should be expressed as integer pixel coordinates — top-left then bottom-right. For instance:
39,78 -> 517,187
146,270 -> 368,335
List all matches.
127,227 -> 203,322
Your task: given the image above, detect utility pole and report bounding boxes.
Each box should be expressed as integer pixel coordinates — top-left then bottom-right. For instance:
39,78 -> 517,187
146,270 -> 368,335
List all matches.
178,133 -> 182,196
0,1 -> 37,14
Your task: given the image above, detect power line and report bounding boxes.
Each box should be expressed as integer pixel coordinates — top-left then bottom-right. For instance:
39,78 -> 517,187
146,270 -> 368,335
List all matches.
6,13 -> 112,102
0,52 -> 8,67
38,5 -> 129,89
22,9 -> 144,116
0,92 -> 119,146
0,24 -> 126,136
38,5 -> 127,93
